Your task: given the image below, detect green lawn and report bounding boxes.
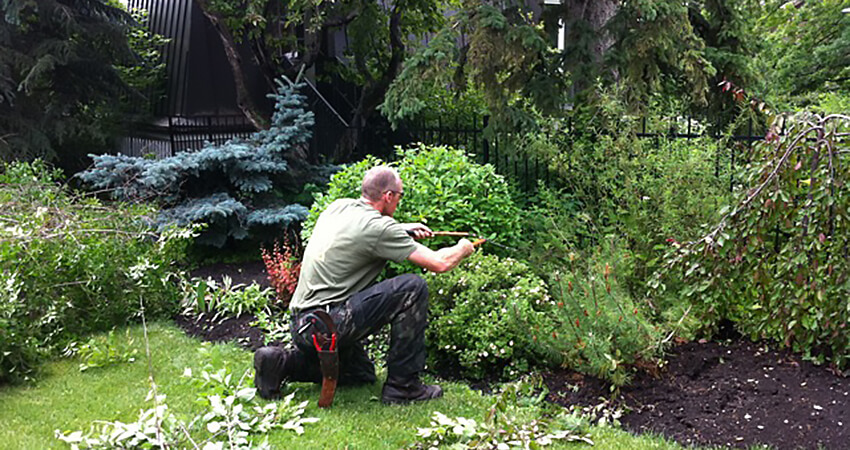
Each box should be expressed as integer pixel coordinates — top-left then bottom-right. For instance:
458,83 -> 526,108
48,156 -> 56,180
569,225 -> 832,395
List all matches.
0,322 -> 690,450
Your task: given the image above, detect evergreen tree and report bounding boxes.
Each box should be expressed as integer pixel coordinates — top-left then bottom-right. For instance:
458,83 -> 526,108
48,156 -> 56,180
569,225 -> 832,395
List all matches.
0,0 -> 135,169
382,0 -> 760,130
76,78 -> 334,247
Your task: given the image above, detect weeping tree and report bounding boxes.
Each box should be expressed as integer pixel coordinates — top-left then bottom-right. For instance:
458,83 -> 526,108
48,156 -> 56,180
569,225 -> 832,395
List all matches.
653,112 -> 850,369
76,77 -> 335,247
0,0 -> 139,170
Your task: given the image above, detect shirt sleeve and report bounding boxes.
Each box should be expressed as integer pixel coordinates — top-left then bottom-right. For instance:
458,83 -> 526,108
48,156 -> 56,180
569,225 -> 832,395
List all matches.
374,221 -> 418,263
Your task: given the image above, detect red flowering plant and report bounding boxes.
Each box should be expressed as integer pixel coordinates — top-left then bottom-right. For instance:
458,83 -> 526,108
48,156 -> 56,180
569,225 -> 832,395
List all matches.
261,238 -> 301,307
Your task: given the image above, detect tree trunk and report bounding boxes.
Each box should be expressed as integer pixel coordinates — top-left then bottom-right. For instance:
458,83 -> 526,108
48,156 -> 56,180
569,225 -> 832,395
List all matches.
561,0 -> 619,92
332,5 -> 405,162
194,0 -> 268,130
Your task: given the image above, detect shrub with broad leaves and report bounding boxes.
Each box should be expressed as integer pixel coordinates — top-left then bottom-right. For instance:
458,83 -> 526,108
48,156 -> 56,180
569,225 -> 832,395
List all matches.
0,160 -> 191,383
425,253 -> 555,380
301,144 -> 522,260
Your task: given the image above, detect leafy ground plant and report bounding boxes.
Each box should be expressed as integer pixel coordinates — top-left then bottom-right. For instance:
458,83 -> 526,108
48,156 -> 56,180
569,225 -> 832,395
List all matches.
179,277 -> 291,347
180,277 -> 275,320
410,382 -> 594,449
56,354 -> 318,449
63,329 -> 139,372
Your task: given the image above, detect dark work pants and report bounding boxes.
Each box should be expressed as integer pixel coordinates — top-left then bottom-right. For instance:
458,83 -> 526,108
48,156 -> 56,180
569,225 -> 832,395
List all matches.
290,273 -> 430,383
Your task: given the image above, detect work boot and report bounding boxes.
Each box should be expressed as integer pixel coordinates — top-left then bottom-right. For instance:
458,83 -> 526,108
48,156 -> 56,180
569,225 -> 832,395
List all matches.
381,376 -> 443,405
253,346 -> 289,400
254,346 -> 323,400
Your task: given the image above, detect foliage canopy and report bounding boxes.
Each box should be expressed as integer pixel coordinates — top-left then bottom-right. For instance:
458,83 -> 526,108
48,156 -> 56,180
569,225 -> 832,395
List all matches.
0,0 -> 151,169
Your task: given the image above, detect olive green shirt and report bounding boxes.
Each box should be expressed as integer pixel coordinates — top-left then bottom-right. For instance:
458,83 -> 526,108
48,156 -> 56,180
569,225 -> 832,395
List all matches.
290,198 -> 418,312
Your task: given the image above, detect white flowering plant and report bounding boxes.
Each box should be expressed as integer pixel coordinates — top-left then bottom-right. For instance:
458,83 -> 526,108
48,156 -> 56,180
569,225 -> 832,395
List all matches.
426,253 -> 557,379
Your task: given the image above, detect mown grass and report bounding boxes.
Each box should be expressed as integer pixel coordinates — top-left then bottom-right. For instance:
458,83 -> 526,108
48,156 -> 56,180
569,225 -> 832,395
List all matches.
0,322 -> 693,450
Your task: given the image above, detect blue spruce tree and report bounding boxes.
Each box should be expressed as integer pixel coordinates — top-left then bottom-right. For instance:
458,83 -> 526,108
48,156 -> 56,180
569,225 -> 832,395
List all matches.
77,77 -> 334,247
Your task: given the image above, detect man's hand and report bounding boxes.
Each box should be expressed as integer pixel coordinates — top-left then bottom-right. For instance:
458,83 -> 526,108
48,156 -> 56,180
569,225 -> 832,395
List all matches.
401,223 -> 433,240
457,238 -> 475,257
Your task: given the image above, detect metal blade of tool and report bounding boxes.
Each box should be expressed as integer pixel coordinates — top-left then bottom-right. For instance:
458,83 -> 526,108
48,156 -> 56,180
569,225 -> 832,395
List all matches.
406,230 -> 517,252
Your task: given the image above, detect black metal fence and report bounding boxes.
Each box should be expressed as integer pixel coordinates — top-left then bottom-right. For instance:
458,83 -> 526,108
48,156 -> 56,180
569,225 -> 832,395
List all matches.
118,115 -> 256,157
119,110 -> 768,194
402,115 -> 769,193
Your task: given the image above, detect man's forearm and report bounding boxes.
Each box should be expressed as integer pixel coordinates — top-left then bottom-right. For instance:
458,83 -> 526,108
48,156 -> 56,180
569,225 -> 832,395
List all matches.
408,240 -> 475,273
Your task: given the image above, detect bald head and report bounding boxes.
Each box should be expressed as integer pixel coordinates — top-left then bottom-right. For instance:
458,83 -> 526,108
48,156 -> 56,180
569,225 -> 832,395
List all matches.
361,166 -> 401,202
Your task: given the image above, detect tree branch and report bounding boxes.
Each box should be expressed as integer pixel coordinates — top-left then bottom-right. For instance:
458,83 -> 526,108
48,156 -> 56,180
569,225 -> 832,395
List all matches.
194,0 -> 268,130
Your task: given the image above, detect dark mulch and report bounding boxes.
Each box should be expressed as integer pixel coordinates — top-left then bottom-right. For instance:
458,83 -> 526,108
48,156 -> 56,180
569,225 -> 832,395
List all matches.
545,340 -> 849,449
189,261 -> 271,289
179,261 -> 850,450
174,313 -> 267,351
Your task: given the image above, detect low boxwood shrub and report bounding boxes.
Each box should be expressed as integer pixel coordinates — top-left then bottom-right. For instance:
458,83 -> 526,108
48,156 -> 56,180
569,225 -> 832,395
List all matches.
302,144 -> 523,257
425,253 -> 556,380
0,161 -> 191,382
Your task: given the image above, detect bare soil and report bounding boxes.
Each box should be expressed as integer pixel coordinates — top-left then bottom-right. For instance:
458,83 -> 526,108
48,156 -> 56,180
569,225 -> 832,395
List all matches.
544,340 -> 849,449
180,261 -> 850,450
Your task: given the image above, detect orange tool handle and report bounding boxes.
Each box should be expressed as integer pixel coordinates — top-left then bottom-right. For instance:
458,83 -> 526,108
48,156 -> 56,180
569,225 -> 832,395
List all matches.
431,231 -> 471,237
472,238 -> 486,247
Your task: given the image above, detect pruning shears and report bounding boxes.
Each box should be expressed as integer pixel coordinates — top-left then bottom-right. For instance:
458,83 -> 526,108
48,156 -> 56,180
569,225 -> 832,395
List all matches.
407,230 -> 517,252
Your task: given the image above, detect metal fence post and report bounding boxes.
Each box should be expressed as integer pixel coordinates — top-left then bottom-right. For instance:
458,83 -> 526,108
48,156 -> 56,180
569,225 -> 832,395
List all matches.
483,115 -> 490,165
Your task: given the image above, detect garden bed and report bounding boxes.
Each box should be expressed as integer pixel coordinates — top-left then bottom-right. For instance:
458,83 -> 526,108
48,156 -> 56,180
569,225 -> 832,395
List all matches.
544,340 -> 849,449
182,261 -> 849,450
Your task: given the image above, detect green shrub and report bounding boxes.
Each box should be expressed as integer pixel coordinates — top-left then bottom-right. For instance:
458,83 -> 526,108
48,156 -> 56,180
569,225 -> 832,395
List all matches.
425,253 -> 555,380
547,133 -> 729,293
0,161 -> 190,382
539,240 -> 665,386
302,144 -> 523,259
